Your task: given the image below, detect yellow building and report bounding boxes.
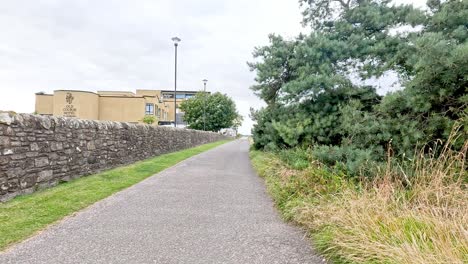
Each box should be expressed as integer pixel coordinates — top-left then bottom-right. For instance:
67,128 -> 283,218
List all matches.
35,89 -> 199,124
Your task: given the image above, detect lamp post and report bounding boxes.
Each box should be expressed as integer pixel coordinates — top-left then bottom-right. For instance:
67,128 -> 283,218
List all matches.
172,37 -> 181,127
202,79 -> 208,131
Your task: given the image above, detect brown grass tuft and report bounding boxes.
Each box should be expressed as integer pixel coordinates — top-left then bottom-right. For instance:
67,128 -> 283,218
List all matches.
296,137 -> 468,263
251,128 -> 468,263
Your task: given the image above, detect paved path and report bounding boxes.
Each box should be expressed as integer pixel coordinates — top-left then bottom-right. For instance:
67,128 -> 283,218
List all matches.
0,139 -> 322,264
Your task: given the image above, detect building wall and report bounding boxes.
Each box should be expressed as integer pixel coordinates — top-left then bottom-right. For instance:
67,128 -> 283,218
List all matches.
98,91 -> 135,96
161,90 -> 198,123
53,90 -> 99,120
164,98 -> 185,123
98,96 -> 146,123
136,89 -> 161,97
137,90 -> 171,121
0,112 -> 228,201
35,94 -> 53,115
34,89 -> 196,123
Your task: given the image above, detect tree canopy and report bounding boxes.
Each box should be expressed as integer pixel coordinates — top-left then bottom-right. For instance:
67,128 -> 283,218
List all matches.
180,92 -> 240,132
249,0 -> 467,173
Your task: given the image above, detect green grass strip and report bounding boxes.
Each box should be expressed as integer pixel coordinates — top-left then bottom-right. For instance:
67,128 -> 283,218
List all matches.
0,139 -> 230,251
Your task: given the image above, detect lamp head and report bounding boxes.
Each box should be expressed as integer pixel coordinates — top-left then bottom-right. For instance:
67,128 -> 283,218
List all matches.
171,37 -> 181,46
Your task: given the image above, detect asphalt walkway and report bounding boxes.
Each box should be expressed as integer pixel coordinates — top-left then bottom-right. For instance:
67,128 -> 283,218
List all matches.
0,139 -> 322,264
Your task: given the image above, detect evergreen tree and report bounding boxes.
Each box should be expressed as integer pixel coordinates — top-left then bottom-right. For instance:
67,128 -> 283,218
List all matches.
249,0 -> 467,162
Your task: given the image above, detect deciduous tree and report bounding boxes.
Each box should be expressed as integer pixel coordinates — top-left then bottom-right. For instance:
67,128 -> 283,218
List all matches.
180,92 -> 239,132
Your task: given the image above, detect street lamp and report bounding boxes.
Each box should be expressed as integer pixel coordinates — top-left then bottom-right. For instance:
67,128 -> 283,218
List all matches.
202,79 -> 208,131
172,36 -> 181,127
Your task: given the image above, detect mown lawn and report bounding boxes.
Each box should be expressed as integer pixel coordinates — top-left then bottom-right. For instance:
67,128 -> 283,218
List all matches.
0,139 -> 230,251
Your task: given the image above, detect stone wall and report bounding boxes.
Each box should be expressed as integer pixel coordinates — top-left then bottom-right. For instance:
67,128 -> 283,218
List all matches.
0,112 -> 228,201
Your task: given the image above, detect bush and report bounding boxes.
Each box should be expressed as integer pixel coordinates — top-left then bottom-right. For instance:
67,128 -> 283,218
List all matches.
276,147 -> 311,170
311,145 -> 376,177
250,135 -> 468,263
249,0 -> 467,169
141,115 -> 156,125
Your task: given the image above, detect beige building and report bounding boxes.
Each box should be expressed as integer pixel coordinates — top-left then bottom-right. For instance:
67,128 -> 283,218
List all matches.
35,89 -> 199,124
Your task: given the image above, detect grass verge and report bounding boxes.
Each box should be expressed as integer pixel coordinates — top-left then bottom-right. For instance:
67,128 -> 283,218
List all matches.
0,139 -> 230,251
250,140 -> 467,264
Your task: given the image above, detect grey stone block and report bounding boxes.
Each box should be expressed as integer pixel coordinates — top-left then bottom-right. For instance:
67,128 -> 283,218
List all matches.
37,170 -> 53,182
30,142 -> 40,151
0,136 -> 9,146
35,157 -> 49,167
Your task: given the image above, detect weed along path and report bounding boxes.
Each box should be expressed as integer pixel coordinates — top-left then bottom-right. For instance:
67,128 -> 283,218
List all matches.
0,139 -> 321,264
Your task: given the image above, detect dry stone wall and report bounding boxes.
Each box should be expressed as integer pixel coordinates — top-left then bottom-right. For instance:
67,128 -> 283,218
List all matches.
0,112 -> 228,201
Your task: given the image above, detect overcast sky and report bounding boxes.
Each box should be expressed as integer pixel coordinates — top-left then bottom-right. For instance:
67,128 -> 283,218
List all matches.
0,0 -> 426,135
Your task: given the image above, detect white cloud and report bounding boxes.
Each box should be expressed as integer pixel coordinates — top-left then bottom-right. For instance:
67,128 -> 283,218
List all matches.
0,0 -> 303,135
0,0 -> 427,135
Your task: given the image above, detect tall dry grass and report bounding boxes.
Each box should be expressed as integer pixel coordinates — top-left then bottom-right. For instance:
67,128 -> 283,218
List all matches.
251,128 -> 467,263
295,134 -> 467,263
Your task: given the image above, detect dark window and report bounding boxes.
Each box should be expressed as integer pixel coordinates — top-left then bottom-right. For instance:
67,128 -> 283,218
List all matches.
145,103 -> 154,115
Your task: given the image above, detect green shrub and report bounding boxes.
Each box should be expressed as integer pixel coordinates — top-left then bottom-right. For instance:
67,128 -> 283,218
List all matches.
276,147 -> 311,170
312,145 -> 376,177
141,115 -> 156,125
250,136 -> 468,263
248,0 -> 467,174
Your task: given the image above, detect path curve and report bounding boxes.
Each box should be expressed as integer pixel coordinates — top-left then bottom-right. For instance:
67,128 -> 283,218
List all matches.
0,139 -> 322,264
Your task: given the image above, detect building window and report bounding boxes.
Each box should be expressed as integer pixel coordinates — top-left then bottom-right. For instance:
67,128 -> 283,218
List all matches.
175,93 -> 185,99
145,103 -> 154,115
157,108 -> 161,118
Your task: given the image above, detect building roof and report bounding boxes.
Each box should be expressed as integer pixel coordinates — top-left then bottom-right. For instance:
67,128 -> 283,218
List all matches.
36,89 -> 202,95
161,90 -> 200,93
